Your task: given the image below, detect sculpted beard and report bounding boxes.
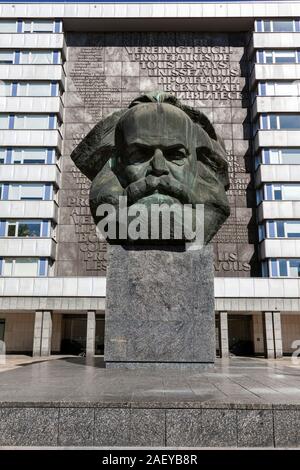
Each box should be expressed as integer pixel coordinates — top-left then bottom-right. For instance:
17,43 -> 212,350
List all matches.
124,174 -> 197,206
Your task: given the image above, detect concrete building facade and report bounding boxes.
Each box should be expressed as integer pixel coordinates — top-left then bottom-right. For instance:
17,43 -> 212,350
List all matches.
0,0 -> 300,360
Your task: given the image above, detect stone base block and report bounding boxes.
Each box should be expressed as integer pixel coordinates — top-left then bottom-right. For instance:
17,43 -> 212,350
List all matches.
104,244 -> 215,368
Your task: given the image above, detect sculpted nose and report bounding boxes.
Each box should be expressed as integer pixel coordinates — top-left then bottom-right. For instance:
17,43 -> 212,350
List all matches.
149,149 -> 169,176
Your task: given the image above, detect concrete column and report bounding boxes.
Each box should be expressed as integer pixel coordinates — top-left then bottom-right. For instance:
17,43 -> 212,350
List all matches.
40,311 -> 52,356
32,311 -> 43,357
219,311 -> 229,358
263,312 -> 275,359
273,311 -> 283,359
86,311 -> 96,358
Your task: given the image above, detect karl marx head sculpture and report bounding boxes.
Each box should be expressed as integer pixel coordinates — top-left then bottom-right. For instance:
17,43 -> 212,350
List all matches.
71,92 -> 230,243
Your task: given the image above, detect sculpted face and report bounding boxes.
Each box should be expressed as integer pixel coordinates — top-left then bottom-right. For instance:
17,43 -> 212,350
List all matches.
113,103 -> 198,207
70,92 -> 230,244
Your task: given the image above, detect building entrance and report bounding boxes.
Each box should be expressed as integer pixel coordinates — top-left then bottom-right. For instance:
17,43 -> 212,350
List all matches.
0,319 -> 5,342
228,315 -> 254,356
61,314 -> 105,355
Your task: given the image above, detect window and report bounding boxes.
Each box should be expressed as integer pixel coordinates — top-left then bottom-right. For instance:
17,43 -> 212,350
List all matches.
265,221 -> 300,238
258,81 -> 299,97
0,149 -> 5,164
4,220 -> 50,237
17,82 -> 56,97
23,20 -> 55,33
14,114 -> 54,130
259,149 -> 300,165
0,82 -> 12,96
255,19 -> 300,33
257,50 -> 299,64
0,148 -> 55,164
12,148 -> 50,164
1,258 -> 46,277
7,184 -> 49,201
0,51 -> 14,64
6,220 -> 43,237
0,20 -> 17,33
267,259 -> 300,278
20,50 -> 59,65
0,115 -> 10,129
263,184 -> 300,201
260,114 -> 300,130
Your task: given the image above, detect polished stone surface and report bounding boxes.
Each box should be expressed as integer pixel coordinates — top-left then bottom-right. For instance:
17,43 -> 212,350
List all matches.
105,244 -> 215,368
0,356 -> 299,405
0,357 -> 299,447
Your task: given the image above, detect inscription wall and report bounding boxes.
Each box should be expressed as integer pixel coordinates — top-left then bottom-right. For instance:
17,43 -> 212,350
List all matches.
56,32 -> 258,277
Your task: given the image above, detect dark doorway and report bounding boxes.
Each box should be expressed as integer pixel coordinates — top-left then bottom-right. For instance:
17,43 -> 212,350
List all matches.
0,319 -> 5,342
228,314 -> 254,356
95,315 -> 105,355
61,315 -> 87,355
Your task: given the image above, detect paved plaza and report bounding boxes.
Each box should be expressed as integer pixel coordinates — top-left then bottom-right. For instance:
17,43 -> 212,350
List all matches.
0,356 -> 299,405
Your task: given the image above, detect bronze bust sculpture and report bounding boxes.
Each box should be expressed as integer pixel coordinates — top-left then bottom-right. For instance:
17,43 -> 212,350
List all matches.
71,92 -> 230,243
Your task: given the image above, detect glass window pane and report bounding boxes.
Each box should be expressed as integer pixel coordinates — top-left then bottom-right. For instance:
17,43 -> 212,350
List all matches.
289,260 -> 300,277
269,115 -> 277,129
281,149 -> 300,164
0,21 -> 17,33
279,115 -> 300,129
14,259 -> 38,276
277,221 -> 285,237
282,185 -> 300,200
7,223 -> 16,237
3,260 -> 13,276
285,222 -> 300,238
0,115 -> 9,129
0,82 -> 12,96
18,222 -> 41,237
264,20 -> 271,32
17,83 -> 28,96
269,150 -> 279,164
14,115 -> 25,129
23,149 -> 47,164
26,115 -> 49,129
0,51 -> 13,64
20,184 -> 44,200
275,82 -> 298,96
23,21 -> 32,33
32,21 -> 54,33
28,82 -> 51,96
274,51 -> 296,64
279,260 -> 288,276
273,21 -> 294,32
9,185 -> 19,199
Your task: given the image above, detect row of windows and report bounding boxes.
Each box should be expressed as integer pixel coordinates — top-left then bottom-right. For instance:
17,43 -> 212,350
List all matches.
255,114 -> 300,131
0,258 -> 48,277
256,149 -> 300,166
0,81 -> 60,97
0,220 -> 51,238
259,221 -> 300,241
0,114 -> 58,130
0,50 -> 61,65
255,19 -> 300,33
0,183 -> 54,201
257,81 -> 300,97
0,20 -> 62,34
262,259 -> 300,278
257,184 -> 300,203
0,148 -> 56,165
256,50 -> 300,64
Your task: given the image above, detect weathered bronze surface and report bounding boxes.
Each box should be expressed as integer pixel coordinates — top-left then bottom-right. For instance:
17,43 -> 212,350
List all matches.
71,92 -> 230,243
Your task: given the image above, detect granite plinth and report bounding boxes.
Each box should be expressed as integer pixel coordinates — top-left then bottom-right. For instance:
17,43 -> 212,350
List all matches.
104,244 -> 215,368
0,357 -> 299,447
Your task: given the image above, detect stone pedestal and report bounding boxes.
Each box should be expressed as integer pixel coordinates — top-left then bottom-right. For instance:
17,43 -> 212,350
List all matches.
104,244 -> 215,369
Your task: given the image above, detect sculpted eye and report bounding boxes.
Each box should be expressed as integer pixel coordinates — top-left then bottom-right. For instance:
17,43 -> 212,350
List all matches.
164,148 -> 187,164
198,147 -> 224,173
